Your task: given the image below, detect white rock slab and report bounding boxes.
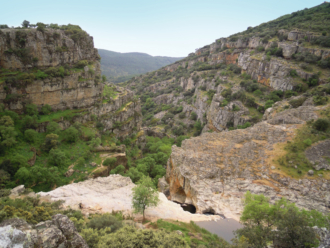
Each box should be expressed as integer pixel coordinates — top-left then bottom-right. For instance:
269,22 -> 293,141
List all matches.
38,175 -> 219,222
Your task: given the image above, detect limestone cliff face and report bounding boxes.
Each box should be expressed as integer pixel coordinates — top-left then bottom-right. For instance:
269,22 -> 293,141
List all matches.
0,62 -> 103,112
166,105 -> 330,218
0,28 -> 98,70
0,28 -> 142,137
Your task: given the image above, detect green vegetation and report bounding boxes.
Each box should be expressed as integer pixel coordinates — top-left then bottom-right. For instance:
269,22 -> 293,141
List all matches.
132,176 -> 160,221
229,2 -> 330,42
235,192 -> 329,248
277,105 -> 330,178
98,49 -> 182,83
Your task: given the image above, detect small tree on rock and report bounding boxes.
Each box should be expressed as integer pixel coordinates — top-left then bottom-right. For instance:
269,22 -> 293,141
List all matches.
132,176 -> 160,222
22,20 -> 30,28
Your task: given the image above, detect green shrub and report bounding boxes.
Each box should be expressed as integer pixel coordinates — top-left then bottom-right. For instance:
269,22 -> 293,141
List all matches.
24,129 -> 37,143
232,104 -> 240,111
190,112 -> 197,120
25,104 -> 38,116
289,97 -> 306,108
49,148 -> 67,167
97,226 -> 189,248
284,90 -> 297,98
75,60 -> 89,69
64,127 -> 79,143
41,104 -> 52,115
47,121 -> 61,134
265,100 -> 274,109
289,69 -> 298,77
303,138 -> 312,146
87,213 -> 123,232
35,70 -> 48,80
103,157 -> 117,168
313,118 -> 330,132
179,112 -> 185,119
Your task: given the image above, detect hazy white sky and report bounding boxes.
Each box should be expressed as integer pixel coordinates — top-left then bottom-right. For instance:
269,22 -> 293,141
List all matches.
2,0 -> 322,57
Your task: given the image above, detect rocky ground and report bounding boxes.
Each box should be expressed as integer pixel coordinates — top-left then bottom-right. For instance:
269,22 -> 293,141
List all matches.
38,175 -> 220,223
164,103 -> 330,219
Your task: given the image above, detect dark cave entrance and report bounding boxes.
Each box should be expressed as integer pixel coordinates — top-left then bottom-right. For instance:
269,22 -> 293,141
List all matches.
174,201 -> 196,214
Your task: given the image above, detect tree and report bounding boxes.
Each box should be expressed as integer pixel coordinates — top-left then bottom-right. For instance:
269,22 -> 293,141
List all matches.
46,121 -> 61,134
235,192 -> 321,248
275,205 -> 318,247
103,157 -> 117,168
0,116 -> 17,147
64,126 -> 79,143
25,104 -> 38,116
110,165 -> 125,176
132,176 -> 160,221
313,118 -> 330,132
25,129 -> 38,143
21,20 -> 30,28
49,148 -> 67,167
41,104 -> 52,115
43,133 -> 59,151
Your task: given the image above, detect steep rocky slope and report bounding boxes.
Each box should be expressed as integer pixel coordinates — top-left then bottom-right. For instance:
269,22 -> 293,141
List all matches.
124,3 -> 330,137
122,3 -> 330,219
165,103 -> 330,219
0,26 -> 142,136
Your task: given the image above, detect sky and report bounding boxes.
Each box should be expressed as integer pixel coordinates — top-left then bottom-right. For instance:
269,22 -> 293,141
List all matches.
1,0 -> 323,57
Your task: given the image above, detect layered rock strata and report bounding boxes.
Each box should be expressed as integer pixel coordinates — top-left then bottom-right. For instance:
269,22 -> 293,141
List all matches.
0,215 -> 88,248
166,105 -> 330,220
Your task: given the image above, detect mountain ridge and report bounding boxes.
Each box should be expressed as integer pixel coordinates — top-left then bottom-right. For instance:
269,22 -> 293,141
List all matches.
98,48 -> 183,83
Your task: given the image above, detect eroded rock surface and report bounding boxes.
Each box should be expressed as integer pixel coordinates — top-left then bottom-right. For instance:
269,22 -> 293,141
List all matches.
166,121 -> 330,220
0,215 -> 88,248
305,139 -> 330,170
38,175 -> 219,222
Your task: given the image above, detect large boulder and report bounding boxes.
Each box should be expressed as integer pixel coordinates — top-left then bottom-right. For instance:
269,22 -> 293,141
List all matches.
0,215 -> 88,248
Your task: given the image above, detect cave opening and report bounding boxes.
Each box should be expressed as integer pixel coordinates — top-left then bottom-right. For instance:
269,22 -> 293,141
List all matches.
202,209 -> 215,215
174,201 -> 196,214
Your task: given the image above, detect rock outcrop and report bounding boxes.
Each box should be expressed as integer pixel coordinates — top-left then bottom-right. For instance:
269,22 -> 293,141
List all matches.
166,115 -> 330,219
0,215 -> 88,248
0,28 -> 97,70
38,175 -> 220,223
0,28 -> 142,137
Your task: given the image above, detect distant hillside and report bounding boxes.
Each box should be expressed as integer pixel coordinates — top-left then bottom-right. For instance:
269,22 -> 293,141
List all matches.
98,49 -> 183,83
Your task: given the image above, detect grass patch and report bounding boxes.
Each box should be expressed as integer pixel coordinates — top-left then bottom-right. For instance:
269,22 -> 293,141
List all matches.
150,219 -> 229,248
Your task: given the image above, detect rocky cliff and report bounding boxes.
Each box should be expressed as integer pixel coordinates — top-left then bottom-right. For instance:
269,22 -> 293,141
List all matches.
0,215 -> 88,248
165,104 -> 330,219
0,27 -> 142,137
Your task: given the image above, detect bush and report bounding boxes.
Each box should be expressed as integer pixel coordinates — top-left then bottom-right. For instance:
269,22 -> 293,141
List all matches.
64,127 -> 79,143
232,104 -> 240,111
21,115 -> 37,130
24,129 -> 38,143
40,104 -> 52,115
25,104 -> 38,116
49,148 -> 67,167
179,112 -> 185,119
289,69 -> 298,77
265,100 -> 274,109
303,138 -> 312,146
313,118 -> 330,132
289,97 -> 306,108
103,157 -> 117,168
47,121 -> 61,134
87,213 -> 123,232
190,112 -> 197,121
97,226 -> 189,248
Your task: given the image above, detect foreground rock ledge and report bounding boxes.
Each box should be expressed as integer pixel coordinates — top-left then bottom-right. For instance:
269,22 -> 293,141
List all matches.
38,175 -> 219,222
